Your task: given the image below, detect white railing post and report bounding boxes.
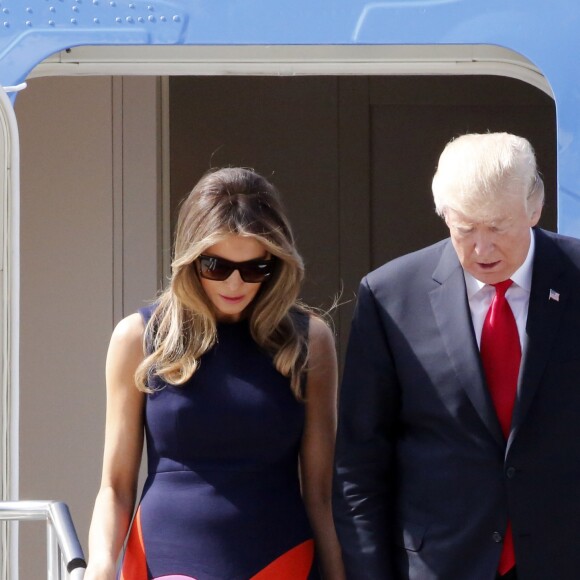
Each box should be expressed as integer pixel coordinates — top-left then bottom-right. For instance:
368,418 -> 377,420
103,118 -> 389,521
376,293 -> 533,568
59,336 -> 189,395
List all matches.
46,520 -> 58,580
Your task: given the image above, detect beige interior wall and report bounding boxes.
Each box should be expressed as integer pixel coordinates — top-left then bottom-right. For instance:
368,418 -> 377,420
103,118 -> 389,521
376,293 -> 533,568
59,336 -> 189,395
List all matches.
14,75 -> 161,578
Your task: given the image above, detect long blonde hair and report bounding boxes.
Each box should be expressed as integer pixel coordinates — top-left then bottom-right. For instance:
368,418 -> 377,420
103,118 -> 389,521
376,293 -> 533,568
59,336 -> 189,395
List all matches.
135,167 -> 310,399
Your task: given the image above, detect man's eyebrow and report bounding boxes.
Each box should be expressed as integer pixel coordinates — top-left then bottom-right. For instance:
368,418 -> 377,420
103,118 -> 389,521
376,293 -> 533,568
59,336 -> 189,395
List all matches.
487,217 -> 512,227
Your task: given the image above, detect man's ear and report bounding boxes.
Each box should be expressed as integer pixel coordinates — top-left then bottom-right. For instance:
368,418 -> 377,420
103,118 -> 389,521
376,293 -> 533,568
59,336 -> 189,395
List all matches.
530,203 -> 543,227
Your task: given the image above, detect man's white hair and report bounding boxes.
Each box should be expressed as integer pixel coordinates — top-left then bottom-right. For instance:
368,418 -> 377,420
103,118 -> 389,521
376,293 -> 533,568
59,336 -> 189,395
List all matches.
432,132 -> 544,220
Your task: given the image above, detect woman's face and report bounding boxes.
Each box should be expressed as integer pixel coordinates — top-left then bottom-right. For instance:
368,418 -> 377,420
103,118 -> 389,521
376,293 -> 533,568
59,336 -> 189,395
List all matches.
198,234 -> 270,322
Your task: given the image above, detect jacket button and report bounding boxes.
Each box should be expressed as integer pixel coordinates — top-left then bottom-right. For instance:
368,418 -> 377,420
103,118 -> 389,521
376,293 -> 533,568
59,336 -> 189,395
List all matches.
492,531 -> 503,543
506,467 -> 516,479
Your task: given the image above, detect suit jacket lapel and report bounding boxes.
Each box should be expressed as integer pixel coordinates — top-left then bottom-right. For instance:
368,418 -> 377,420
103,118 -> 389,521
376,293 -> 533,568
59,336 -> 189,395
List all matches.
429,241 -> 505,448
508,229 -> 567,449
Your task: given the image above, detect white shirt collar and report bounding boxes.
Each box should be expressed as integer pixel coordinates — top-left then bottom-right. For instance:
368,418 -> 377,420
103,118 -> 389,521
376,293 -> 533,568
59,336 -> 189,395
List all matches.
464,228 -> 535,298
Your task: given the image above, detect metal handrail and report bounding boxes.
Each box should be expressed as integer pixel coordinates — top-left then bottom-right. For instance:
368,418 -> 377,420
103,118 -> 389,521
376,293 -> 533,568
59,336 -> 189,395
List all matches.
0,500 -> 86,580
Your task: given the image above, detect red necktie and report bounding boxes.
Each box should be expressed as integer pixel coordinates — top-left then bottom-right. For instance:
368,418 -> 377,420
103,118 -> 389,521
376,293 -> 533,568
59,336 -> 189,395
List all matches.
480,279 -> 521,576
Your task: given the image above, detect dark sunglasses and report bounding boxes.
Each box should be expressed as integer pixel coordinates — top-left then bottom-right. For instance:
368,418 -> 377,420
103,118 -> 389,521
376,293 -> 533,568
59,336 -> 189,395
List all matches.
196,254 -> 276,283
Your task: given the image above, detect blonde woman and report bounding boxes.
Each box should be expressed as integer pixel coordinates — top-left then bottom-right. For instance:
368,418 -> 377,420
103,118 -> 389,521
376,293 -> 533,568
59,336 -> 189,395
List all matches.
85,168 -> 345,580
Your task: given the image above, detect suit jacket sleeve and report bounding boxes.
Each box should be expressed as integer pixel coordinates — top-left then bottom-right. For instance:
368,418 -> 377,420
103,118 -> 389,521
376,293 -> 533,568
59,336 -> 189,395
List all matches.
333,277 -> 400,579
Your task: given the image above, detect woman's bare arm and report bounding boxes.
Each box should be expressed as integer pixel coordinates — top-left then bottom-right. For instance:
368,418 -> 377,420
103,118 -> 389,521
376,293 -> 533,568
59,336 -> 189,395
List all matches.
300,316 -> 346,580
84,313 -> 146,580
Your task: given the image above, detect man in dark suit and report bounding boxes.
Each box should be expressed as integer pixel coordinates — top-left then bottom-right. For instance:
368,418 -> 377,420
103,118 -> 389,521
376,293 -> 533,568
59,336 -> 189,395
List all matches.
333,133 -> 580,580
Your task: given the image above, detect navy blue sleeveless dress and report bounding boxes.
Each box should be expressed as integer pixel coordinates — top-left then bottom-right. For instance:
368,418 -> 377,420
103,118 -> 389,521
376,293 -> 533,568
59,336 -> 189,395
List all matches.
120,306 -> 318,580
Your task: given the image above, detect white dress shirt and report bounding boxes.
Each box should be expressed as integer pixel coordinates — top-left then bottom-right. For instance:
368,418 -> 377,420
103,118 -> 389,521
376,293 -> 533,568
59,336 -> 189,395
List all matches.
463,229 -> 535,354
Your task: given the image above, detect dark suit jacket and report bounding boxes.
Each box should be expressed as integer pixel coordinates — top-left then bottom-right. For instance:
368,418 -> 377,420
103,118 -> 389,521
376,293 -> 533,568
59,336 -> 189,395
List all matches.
333,228 -> 580,580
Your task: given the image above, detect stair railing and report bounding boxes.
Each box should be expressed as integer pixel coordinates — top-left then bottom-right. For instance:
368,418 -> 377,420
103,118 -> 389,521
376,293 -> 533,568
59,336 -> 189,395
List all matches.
0,500 -> 86,580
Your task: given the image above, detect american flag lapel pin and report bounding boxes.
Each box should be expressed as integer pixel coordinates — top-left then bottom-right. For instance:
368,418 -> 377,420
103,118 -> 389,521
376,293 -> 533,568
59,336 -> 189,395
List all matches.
549,289 -> 560,302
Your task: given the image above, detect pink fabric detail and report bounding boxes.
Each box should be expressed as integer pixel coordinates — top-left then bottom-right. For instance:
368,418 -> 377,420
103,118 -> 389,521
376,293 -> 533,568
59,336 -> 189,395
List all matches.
154,576 -> 196,580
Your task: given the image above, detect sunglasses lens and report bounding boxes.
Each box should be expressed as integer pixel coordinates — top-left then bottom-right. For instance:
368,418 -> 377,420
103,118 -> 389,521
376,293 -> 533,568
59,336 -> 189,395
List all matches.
238,262 -> 274,283
198,256 -> 233,281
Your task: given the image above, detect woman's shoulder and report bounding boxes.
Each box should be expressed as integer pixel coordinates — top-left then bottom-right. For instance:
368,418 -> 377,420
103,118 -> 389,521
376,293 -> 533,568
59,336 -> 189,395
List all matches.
110,312 -> 146,353
303,313 -> 337,396
106,313 -> 147,392
306,313 -> 335,354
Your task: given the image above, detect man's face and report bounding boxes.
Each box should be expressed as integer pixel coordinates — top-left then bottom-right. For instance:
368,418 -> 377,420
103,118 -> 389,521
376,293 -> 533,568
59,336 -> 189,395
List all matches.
445,196 -> 542,285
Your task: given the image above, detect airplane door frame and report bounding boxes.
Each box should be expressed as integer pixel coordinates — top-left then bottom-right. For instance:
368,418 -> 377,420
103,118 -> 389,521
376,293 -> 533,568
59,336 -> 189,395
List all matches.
0,84 -> 21,580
